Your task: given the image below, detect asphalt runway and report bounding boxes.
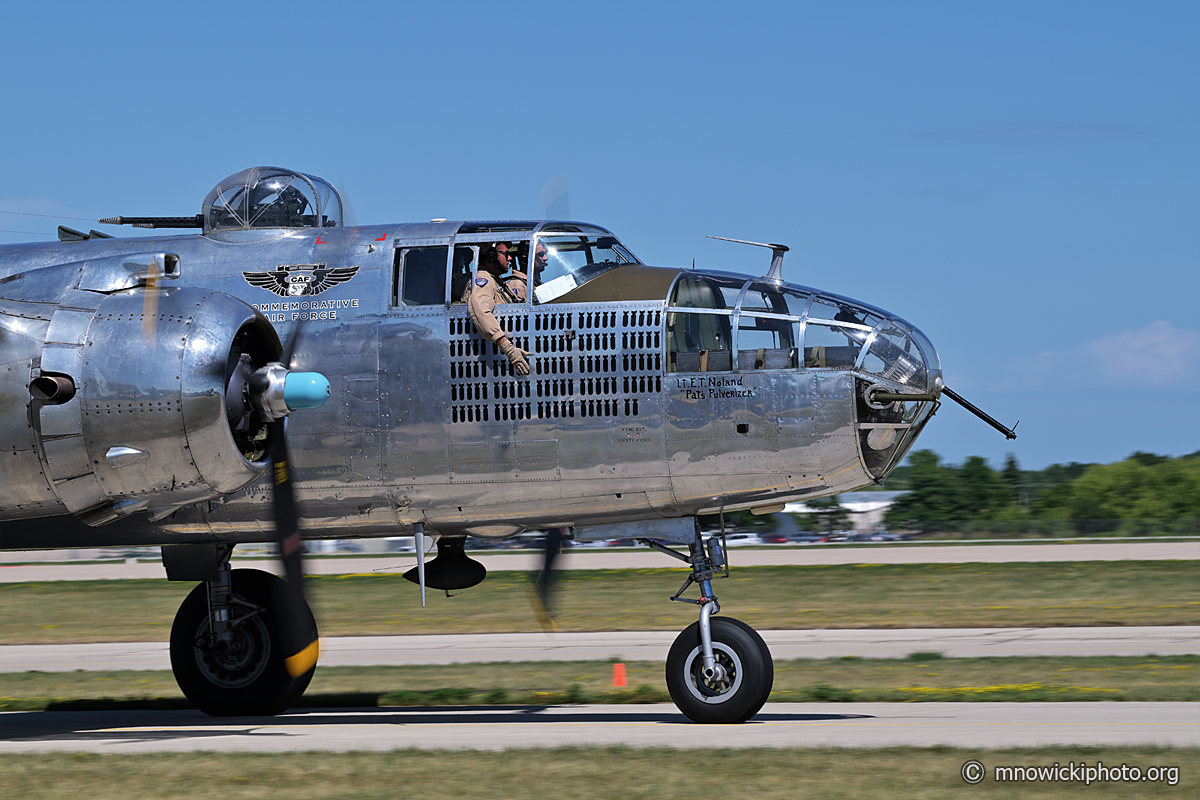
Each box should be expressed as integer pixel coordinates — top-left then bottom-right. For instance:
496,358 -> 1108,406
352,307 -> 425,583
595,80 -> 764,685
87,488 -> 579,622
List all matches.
2,703 -> 1195,753
2,541 -> 1196,583
4,542 -> 1195,753
4,626 -> 1198,673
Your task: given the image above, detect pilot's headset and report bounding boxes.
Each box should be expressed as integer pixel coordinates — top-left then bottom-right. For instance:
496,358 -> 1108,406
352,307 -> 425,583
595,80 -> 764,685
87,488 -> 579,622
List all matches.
483,243 -> 501,265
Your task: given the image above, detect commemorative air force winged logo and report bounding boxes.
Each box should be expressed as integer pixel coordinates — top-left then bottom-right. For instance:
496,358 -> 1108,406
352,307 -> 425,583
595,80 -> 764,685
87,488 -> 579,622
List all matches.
242,263 -> 360,297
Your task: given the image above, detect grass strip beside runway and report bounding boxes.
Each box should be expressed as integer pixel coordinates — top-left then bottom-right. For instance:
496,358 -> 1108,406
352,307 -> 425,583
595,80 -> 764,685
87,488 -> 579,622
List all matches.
3,655 -> 1197,712
2,747 -> 1195,799
2,561 -> 1198,644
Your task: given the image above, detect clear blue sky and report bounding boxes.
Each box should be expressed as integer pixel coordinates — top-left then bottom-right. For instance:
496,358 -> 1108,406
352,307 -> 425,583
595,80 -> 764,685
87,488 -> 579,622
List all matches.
2,1 -> 1196,471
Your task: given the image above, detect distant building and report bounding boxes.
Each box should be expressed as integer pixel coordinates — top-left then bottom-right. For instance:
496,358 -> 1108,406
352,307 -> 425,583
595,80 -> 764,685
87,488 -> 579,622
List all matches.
781,491 -> 904,533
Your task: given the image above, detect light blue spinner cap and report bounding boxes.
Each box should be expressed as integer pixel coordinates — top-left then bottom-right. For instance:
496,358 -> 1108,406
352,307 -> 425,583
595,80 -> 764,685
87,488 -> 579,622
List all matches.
283,372 -> 331,410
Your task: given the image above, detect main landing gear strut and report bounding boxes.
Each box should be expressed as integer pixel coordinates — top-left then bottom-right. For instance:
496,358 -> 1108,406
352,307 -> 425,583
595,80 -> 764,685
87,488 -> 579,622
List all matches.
168,545 -> 317,716
639,524 -> 774,723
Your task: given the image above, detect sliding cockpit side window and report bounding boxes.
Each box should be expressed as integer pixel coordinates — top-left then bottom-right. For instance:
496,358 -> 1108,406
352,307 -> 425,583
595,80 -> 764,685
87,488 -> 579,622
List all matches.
447,235 -> 533,305
394,246 -> 449,306
449,245 -> 478,305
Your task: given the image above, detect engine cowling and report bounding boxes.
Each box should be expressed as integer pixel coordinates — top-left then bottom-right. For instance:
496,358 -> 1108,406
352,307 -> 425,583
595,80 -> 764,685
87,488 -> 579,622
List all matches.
34,286 -> 283,526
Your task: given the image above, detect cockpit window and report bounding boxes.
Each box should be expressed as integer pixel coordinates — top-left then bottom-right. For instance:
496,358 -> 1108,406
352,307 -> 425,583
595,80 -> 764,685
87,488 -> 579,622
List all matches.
807,298 -> 880,329
667,311 -> 732,372
803,321 -> 867,368
669,275 -> 745,310
737,314 -> 798,370
202,167 -> 343,232
740,283 -> 792,315
663,279 -> 936,383
800,296 -> 879,369
531,225 -> 640,303
860,325 -> 928,387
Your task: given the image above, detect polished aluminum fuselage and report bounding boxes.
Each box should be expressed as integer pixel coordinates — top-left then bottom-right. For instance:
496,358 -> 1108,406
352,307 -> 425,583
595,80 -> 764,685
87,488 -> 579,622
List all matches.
0,221 -> 939,549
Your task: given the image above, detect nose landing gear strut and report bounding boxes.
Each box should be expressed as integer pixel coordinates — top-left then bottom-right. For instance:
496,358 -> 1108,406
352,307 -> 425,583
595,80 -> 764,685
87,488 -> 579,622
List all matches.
639,522 -> 774,723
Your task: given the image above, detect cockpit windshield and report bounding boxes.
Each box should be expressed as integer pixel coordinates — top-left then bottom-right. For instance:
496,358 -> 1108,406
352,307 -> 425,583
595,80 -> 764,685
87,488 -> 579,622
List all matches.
531,224 -> 640,303
202,167 -> 343,233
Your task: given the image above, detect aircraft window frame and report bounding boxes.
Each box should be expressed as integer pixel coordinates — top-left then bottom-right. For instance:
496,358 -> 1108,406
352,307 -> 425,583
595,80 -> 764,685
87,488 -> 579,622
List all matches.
392,243 -> 451,307
898,321 -> 941,375
203,167 -> 343,232
668,274 -> 747,311
857,324 -> 927,387
806,298 -> 881,331
531,229 -> 640,304
450,234 -> 532,306
449,245 -> 479,305
780,289 -> 811,318
666,309 -> 733,373
800,320 -> 867,369
739,283 -> 794,315
734,313 -> 798,371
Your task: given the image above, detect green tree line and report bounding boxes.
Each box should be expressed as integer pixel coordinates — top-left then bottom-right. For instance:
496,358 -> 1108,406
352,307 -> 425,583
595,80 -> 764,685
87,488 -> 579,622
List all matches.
882,449 -> 1200,534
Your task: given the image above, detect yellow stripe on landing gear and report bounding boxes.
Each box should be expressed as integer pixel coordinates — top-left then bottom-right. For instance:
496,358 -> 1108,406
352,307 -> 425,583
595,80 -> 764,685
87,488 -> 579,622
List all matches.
285,639 -> 320,677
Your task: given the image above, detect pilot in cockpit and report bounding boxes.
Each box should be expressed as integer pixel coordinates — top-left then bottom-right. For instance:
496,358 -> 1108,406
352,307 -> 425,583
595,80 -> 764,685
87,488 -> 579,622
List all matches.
467,242 -> 532,375
532,242 -> 549,287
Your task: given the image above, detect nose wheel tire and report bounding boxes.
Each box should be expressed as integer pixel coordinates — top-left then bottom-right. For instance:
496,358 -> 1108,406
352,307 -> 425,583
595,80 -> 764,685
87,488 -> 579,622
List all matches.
665,616 -> 773,723
169,568 -> 316,717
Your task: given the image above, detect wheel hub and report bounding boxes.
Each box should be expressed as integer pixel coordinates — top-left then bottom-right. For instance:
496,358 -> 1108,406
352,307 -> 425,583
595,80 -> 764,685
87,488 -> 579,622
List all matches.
685,643 -> 743,704
194,613 -> 271,689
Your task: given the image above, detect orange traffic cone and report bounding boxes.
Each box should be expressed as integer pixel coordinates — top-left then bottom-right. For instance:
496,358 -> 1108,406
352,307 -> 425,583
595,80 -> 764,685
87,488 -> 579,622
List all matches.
612,662 -> 627,687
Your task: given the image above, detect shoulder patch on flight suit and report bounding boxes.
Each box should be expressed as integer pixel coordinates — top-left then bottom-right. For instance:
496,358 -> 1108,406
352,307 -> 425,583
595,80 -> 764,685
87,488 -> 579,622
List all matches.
475,277 -> 489,287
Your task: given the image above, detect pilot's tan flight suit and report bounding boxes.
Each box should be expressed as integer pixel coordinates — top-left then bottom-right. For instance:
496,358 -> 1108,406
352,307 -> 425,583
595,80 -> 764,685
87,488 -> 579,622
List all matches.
468,272 -> 530,375
507,270 -> 528,302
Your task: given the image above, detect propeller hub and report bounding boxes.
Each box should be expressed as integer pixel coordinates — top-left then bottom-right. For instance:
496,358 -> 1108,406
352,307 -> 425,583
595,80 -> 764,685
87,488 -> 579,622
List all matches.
284,372 -> 331,410
248,363 -> 330,421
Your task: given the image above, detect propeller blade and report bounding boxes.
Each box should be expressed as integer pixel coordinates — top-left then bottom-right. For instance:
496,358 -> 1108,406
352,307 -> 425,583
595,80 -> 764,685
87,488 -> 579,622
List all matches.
281,321 -> 303,369
528,527 -> 564,632
141,258 -> 162,345
541,173 -> 570,220
269,416 -> 320,677
337,183 -> 359,229
269,320 -> 320,678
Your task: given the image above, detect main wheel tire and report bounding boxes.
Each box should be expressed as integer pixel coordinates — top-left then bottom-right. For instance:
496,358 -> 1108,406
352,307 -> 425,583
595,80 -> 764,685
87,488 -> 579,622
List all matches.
169,568 -> 316,717
665,616 -> 774,724
717,616 -> 775,711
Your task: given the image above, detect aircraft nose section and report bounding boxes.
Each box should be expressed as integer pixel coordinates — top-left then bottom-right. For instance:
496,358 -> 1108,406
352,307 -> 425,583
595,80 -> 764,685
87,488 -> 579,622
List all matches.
857,321 -> 942,395
283,372 -> 331,411
855,321 -> 942,479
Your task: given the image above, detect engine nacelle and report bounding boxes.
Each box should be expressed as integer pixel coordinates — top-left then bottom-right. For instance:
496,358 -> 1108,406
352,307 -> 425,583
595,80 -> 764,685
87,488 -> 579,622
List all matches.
33,286 -> 281,526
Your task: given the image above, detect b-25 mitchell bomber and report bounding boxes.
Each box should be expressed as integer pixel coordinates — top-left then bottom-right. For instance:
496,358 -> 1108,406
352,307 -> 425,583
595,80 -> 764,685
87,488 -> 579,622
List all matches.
0,167 -> 1014,723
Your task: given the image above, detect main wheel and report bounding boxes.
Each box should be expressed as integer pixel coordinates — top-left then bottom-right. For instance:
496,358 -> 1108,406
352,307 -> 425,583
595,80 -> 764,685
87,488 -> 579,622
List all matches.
665,616 -> 774,723
169,568 -> 316,716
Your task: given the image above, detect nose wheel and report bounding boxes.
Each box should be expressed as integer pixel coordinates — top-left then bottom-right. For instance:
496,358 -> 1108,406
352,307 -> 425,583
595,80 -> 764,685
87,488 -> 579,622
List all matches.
640,524 -> 774,723
666,616 -> 773,723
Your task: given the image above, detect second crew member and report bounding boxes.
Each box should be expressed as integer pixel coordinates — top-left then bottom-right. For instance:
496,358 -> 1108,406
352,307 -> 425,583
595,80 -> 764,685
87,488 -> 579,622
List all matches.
468,242 -> 531,375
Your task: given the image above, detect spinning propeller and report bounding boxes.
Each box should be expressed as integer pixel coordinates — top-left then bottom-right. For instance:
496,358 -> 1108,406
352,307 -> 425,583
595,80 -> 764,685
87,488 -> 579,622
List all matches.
247,325 -> 330,677
529,527 -> 565,632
